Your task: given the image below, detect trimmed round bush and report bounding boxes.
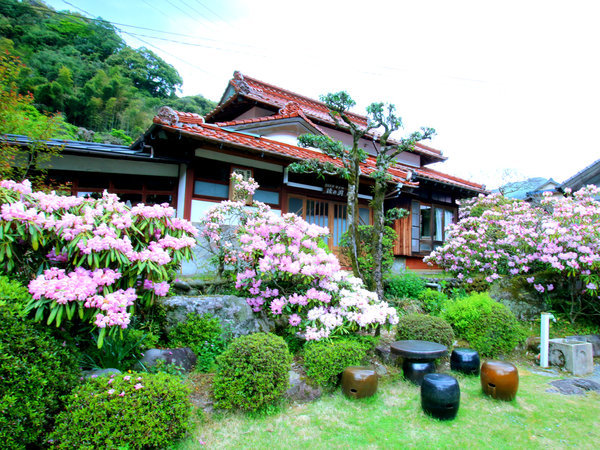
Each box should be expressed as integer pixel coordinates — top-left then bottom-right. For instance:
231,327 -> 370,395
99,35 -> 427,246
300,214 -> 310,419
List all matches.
385,271 -> 426,299
0,275 -> 31,312
418,288 -> 449,316
169,312 -> 227,372
213,333 -> 291,411
50,372 -> 192,449
396,314 -> 455,349
303,338 -> 369,387
0,289 -> 80,448
443,292 -> 527,357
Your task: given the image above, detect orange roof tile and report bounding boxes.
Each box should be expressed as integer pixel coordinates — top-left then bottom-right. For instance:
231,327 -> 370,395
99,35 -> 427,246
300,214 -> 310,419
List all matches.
206,72 -> 446,162
153,113 -> 484,193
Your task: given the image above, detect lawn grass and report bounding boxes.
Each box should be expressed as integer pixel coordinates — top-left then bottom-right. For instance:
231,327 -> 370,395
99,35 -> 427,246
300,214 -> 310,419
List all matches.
177,366 -> 600,449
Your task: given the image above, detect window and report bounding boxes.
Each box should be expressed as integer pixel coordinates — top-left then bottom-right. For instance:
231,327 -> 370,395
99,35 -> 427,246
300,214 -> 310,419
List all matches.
288,196 -> 371,250
70,173 -> 177,207
411,201 -> 455,253
192,159 -> 281,207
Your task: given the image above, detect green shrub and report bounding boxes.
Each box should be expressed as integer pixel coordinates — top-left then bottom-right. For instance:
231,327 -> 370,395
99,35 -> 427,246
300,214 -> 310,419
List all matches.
213,333 -> 291,411
385,271 -> 426,299
303,338 -> 369,387
169,312 -> 228,372
50,372 -> 192,449
395,314 -> 455,349
418,288 -> 449,316
443,292 -> 527,357
81,327 -> 159,371
0,298 -> 80,448
0,275 -> 31,313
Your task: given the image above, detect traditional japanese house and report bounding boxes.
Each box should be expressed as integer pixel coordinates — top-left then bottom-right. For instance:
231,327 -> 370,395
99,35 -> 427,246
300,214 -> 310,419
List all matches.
137,72 -> 486,272
3,72 -> 486,273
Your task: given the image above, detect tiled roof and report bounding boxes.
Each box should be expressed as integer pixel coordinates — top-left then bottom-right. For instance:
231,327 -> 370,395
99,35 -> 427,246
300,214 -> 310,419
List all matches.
206,72 -> 446,162
153,112 -> 484,193
412,166 -> 487,192
215,105 -> 331,137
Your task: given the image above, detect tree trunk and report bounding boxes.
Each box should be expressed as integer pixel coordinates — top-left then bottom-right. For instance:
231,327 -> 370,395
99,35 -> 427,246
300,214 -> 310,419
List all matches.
347,165 -> 362,280
372,172 -> 387,300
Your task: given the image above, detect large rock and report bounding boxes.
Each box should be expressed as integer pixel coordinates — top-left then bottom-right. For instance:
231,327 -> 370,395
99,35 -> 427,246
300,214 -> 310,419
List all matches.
489,277 -> 546,320
285,367 -> 322,403
547,378 -> 600,395
138,347 -> 197,372
164,295 -> 275,338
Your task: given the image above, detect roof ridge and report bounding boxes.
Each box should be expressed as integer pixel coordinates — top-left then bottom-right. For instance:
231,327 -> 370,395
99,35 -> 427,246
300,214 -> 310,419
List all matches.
238,72 -> 368,124
415,165 -> 486,190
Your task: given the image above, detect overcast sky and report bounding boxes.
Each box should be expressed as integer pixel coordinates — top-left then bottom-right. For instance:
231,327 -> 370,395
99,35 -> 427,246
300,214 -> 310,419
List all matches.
43,0 -> 600,189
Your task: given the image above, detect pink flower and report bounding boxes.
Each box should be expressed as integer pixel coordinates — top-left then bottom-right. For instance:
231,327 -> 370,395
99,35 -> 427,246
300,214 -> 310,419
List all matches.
123,375 -> 131,381
107,389 -> 115,395
134,383 -> 143,390
118,391 -> 125,397
288,314 -> 301,326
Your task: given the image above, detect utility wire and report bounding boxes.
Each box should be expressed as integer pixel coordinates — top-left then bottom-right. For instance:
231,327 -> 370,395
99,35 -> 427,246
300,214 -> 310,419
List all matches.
193,0 -> 228,23
32,3 -> 257,50
58,1 -> 212,75
139,0 -> 170,19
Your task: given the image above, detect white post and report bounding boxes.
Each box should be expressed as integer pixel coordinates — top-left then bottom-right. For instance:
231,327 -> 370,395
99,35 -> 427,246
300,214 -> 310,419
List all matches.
540,312 -> 555,368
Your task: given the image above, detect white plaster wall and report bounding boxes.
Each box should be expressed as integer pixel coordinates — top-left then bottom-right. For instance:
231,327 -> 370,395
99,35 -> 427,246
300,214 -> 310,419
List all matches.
47,155 -> 179,176
176,163 -> 187,218
235,106 -> 275,121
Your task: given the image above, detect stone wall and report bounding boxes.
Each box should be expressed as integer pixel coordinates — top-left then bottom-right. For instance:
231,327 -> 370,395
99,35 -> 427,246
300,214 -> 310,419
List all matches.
164,295 -> 275,338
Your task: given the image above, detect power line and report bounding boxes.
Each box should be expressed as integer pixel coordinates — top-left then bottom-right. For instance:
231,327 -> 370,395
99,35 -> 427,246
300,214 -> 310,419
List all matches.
31,3 -> 257,50
193,0 -> 229,24
58,1 -> 212,76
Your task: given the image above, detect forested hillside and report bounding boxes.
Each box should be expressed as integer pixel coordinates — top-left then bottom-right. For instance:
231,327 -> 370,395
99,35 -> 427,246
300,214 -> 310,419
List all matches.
0,0 -> 216,144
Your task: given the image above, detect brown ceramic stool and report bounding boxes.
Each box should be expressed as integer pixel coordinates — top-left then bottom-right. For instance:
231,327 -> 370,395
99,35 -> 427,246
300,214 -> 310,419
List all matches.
341,366 -> 378,399
480,360 -> 519,401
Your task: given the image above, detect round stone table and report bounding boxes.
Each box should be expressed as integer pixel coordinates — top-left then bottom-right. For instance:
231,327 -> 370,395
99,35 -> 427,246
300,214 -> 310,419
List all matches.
390,340 -> 448,385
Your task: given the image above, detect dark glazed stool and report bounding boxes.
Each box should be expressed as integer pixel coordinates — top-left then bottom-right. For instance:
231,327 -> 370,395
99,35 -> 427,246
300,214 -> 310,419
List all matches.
390,340 -> 448,386
480,360 -> 519,401
421,373 -> 460,420
451,348 -> 480,375
341,366 -> 378,399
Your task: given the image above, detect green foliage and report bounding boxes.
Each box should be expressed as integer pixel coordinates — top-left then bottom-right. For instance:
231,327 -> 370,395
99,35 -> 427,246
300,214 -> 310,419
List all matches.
303,338 -> 369,387
0,274 -> 31,312
81,327 -> 158,371
0,298 -> 80,448
385,271 -> 427,299
395,314 -> 455,349
50,372 -> 192,449
340,225 -> 396,290
443,292 -> 527,357
213,333 -> 291,411
385,207 -> 409,222
418,288 -> 449,316
0,0 -> 215,139
169,312 -> 228,372
0,52 -> 69,187
145,359 -> 185,377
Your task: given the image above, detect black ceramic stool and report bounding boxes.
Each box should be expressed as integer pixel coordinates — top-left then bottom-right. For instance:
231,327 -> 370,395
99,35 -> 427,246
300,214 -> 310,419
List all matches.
451,348 -> 480,375
341,366 -> 378,399
390,340 -> 448,386
421,373 -> 460,420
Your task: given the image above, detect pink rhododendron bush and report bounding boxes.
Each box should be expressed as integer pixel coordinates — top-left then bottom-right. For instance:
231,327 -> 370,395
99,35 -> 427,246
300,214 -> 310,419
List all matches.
425,186 -> 600,322
199,174 -> 398,340
0,179 -> 197,345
